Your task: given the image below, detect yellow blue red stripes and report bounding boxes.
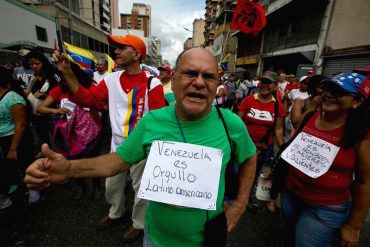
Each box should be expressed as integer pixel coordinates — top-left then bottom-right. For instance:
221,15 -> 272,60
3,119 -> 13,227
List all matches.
123,86 -> 138,138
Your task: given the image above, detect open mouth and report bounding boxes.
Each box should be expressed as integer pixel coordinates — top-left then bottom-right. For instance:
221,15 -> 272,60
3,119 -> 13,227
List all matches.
187,92 -> 206,99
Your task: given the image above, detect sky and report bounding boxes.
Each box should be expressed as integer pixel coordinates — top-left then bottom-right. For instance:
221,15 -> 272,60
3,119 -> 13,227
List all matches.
119,0 -> 205,66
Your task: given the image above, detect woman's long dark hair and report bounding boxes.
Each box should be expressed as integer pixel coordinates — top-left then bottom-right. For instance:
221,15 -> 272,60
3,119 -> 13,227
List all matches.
307,75 -> 327,99
63,62 -> 93,92
25,50 -> 61,89
340,96 -> 370,149
0,66 -> 33,117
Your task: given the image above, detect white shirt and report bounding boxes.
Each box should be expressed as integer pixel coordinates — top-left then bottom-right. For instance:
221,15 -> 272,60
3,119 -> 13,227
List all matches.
93,71 -> 110,84
278,81 -> 288,93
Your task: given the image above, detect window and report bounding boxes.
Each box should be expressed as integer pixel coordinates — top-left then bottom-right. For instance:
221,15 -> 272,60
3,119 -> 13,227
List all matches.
35,26 -> 48,42
88,37 -> 94,50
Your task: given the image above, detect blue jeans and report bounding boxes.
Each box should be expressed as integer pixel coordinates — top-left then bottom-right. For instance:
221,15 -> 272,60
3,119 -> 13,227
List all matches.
281,189 -> 351,247
143,229 -> 157,247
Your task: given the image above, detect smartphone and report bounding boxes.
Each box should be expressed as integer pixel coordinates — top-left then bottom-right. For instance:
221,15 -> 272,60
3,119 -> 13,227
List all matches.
56,30 -> 65,53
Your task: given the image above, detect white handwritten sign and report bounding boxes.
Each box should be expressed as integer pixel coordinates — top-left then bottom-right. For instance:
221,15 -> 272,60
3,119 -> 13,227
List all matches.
281,132 -> 340,178
138,140 -> 223,210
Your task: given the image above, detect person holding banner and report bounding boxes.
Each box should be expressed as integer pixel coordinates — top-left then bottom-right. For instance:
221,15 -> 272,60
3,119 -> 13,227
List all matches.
280,72 -> 370,247
24,47 -> 257,247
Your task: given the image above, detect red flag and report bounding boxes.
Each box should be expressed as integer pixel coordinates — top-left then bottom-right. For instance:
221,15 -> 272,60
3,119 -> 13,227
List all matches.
230,0 -> 266,35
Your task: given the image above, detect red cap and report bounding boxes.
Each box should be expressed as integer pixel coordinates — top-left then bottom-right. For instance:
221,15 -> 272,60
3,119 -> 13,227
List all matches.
307,70 -> 315,75
353,65 -> 370,75
158,65 -> 172,74
107,34 -> 146,60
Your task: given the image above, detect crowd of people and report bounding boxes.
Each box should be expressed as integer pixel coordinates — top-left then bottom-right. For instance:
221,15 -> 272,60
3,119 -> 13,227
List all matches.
1,33 -> 369,247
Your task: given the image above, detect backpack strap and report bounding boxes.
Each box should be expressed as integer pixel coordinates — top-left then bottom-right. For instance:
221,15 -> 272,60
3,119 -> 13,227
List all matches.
147,76 -> 154,95
216,107 -> 233,153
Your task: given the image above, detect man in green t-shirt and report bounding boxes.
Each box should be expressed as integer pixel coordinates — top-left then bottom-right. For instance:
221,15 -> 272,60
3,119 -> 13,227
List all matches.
24,48 -> 257,247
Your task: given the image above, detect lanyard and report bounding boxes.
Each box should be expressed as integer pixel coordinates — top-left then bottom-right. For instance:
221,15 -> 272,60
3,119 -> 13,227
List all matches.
174,110 -> 187,143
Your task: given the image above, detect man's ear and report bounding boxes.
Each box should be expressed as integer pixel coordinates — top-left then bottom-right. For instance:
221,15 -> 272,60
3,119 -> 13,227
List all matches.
134,51 -> 141,61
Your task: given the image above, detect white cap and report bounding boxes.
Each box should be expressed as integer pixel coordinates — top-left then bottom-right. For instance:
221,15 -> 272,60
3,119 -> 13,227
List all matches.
299,75 -> 308,83
18,49 -> 30,56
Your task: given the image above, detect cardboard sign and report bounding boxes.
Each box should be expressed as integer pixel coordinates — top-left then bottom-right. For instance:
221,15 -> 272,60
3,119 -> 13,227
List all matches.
281,132 -> 340,178
138,140 -> 223,210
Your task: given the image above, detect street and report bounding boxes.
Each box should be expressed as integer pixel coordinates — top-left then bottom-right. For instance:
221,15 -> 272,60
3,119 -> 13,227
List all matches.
1,180 -> 369,247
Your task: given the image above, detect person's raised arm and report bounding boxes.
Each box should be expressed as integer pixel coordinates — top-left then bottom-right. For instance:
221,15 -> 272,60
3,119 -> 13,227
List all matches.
25,144 -> 130,190
224,153 -> 257,232
50,51 -> 79,93
50,51 -> 108,111
340,138 -> 370,247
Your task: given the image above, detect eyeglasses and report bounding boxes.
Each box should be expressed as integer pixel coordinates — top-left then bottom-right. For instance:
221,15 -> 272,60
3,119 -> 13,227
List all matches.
176,69 -> 218,84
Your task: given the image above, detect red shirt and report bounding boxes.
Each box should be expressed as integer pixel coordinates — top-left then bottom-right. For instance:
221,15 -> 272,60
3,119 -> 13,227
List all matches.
286,112 -> 370,205
238,94 -> 286,145
71,71 -> 165,111
49,85 -> 101,125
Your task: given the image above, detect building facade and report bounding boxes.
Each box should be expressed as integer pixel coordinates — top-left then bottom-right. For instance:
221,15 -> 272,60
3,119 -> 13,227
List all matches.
120,3 -> 151,37
13,0 -> 112,58
0,0 -> 56,58
231,0 -> 370,78
110,0 -> 120,29
192,18 -> 205,48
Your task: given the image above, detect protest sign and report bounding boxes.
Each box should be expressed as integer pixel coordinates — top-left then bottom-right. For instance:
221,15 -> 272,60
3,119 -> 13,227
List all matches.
138,140 -> 223,210
281,132 -> 340,178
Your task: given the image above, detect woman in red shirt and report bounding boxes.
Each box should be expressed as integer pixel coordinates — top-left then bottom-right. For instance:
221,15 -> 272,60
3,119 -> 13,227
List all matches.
37,63 -> 103,200
281,72 -> 370,247
238,71 -> 285,212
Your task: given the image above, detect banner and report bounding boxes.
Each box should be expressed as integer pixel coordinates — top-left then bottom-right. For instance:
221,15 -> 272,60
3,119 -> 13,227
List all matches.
230,0 -> 266,35
104,53 -> 116,73
63,42 -> 97,69
138,140 -> 223,210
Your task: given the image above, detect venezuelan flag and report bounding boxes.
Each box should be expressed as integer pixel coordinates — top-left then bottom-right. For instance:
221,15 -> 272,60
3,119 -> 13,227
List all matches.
63,42 -> 97,69
140,63 -> 159,76
221,53 -> 230,71
104,53 -> 116,73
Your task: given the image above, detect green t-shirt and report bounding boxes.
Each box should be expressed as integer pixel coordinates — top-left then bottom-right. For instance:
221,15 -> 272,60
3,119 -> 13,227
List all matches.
0,91 -> 26,136
117,105 -> 256,247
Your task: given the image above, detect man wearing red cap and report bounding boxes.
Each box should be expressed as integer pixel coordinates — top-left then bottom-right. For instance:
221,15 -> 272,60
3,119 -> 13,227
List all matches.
158,65 -> 176,105
50,34 -> 165,242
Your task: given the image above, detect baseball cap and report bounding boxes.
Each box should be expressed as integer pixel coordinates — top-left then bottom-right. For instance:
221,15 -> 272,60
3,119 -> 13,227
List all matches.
261,71 -> 278,82
107,34 -> 146,60
353,66 -> 370,75
18,49 -> 30,56
307,70 -> 315,75
158,65 -> 172,74
299,75 -> 309,83
323,72 -> 370,99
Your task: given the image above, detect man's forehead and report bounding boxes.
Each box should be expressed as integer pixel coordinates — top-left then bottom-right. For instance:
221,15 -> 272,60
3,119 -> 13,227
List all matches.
177,50 -> 217,72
